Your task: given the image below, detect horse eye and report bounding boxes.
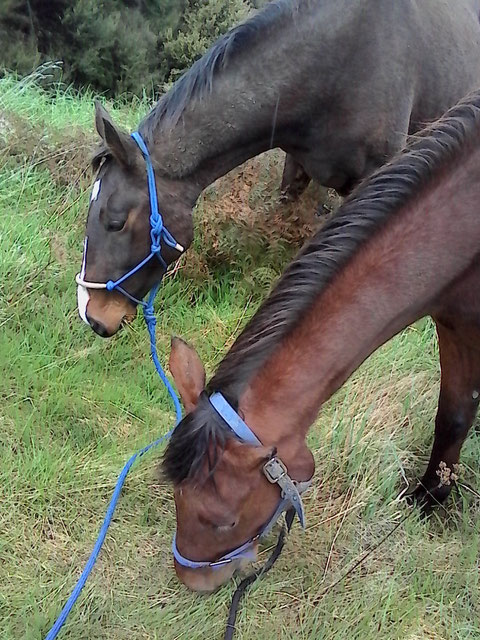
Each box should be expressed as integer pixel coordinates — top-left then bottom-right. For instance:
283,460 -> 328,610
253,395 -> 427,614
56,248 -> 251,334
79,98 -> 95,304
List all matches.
216,521 -> 237,531
100,203 -> 128,232
106,219 -> 126,232
199,514 -> 236,530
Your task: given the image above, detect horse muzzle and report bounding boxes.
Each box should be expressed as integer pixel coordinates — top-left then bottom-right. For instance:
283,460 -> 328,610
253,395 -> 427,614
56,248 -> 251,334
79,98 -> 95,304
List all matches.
174,558 -> 240,592
77,282 -> 137,337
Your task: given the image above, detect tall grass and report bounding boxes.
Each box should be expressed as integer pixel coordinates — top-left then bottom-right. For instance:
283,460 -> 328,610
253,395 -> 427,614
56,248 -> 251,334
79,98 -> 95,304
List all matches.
0,76 -> 479,640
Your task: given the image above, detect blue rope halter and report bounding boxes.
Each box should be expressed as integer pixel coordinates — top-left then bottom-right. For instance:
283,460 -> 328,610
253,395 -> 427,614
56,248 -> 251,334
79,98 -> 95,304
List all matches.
102,131 -> 184,308
101,131 -> 184,422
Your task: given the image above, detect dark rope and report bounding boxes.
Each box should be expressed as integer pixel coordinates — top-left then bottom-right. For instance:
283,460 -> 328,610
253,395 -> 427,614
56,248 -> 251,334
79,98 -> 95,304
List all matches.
223,508 -> 295,640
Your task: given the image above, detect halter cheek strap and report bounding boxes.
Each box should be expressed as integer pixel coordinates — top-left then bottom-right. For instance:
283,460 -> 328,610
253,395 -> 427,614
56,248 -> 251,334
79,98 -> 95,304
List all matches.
172,392 -> 311,570
209,393 -> 307,527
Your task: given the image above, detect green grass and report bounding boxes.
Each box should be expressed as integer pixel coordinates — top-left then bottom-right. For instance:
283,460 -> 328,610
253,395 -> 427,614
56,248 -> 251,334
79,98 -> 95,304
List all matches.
1,75 -> 479,640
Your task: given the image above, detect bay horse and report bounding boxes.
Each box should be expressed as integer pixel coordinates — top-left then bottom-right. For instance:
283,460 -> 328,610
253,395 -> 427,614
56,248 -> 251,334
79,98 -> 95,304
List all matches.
77,0 -> 480,337
162,90 -> 480,592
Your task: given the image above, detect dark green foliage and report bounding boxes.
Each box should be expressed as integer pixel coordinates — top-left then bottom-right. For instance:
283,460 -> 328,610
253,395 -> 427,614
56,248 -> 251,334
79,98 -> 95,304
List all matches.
60,0 -> 160,96
0,0 -> 259,96
163,0 -> 251,83
0,0 -> 44,76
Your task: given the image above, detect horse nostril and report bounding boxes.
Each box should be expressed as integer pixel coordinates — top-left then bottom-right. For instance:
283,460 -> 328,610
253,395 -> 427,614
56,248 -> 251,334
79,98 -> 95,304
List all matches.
86,315 -> 111,338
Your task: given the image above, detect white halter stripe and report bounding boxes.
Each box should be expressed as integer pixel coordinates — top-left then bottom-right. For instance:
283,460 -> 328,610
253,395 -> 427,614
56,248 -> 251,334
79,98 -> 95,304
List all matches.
75,274 -> 107,289
77,237 -> 91,325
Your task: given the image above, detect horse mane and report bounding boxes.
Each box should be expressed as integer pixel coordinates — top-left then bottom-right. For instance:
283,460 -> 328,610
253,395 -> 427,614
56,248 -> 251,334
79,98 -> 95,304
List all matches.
139,0 -> 298,139
163,89 -> 480,486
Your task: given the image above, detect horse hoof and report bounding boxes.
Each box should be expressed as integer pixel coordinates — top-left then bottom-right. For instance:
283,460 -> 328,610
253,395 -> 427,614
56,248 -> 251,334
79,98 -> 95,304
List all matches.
404,483 -> 450,518
278,190 -> 295,204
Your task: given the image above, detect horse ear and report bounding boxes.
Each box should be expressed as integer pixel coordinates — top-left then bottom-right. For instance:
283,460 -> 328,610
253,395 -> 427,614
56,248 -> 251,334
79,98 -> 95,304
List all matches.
169,337 -> 206,413
94,100 -> 135,167
94,100 -> 109,139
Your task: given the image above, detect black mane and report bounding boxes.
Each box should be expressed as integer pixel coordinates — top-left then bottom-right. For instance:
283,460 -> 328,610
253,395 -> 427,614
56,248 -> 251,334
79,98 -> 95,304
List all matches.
163,90 -> 480,486
139,0 -> 296,139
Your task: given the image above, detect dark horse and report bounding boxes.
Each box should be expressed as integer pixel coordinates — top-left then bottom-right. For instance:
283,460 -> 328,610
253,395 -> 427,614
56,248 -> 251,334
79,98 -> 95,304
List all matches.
162,90 -> 480,592
77,0 -> 480,336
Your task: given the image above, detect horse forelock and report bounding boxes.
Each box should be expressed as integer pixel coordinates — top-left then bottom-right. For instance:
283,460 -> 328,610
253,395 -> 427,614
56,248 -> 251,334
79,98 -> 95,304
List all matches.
162,392 -> 238,486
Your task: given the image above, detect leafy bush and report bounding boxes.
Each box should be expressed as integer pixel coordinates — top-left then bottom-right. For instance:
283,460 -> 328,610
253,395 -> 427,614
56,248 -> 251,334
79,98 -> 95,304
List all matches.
163,0 -> 252,83
61,0 -> 159,96
0,0 -> 258,97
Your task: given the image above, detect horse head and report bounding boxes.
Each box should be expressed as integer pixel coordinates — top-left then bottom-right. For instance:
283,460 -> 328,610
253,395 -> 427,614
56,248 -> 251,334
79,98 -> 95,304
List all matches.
77,103 -> 194,337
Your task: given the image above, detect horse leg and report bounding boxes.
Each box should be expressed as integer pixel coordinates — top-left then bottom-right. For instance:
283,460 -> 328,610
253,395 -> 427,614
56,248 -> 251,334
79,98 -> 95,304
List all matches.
410,321 -> 480,510
279,154 -> 311,202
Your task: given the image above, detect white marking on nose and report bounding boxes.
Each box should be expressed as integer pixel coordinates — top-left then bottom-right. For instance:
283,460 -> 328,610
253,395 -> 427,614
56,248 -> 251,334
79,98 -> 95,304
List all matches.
473,390 -> 479,400
77,237 -> 90,325
90,179 -> 101,203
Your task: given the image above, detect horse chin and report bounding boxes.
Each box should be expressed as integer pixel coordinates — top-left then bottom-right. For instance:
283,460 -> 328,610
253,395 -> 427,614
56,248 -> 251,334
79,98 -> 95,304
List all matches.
174,560 -> 239,593
174,542 -> 259,592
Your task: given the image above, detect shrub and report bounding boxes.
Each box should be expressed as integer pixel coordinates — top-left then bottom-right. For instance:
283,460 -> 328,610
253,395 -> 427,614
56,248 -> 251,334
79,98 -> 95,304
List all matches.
163,0 -> 252,83
0,0 -> 258,97
61,0 -> 159,96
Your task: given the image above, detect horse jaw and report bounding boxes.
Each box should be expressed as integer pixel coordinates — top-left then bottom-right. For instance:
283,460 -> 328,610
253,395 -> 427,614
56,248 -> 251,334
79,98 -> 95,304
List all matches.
174,541 -> 259,593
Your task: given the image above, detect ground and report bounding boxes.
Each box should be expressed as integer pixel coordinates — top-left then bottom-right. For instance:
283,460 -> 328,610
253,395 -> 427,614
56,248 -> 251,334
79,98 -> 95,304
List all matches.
1,75 -> 479,640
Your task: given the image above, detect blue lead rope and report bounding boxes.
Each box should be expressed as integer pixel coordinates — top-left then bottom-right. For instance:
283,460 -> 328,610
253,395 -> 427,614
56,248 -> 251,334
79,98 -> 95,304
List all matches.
45,307 -> 181,640
45,131 -> 183,639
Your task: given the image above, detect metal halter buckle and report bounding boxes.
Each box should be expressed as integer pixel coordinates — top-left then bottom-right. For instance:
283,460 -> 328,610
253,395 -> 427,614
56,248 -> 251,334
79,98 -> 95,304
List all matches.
263,457 -> 288,483
209,558 -> 233,568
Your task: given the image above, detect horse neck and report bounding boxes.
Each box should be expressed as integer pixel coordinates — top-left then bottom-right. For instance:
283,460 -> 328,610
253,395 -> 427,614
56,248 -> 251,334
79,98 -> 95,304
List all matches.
239,147 -> 480,454
144,3 -> 335,191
